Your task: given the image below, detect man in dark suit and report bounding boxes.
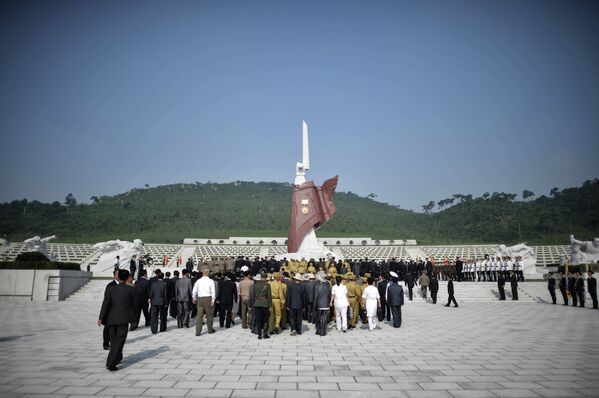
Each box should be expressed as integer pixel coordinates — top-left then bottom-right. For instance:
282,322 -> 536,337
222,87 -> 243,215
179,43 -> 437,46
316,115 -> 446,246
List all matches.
559,272 -> 569,305
130,270 -> 150,330
168,271 -> 179,318
444,276 -> 458,307
406,272 -> 414,301
286,274 -> 305,335
129,256 -> 137,280
455,258 -> 463,282
429,273 -> 439,304
497,273 -> 506,300
575,271 -> 585,308
568,271 -> 577,307
386,272 -> 404,328
217,273 -> 238,328
588,271 -> 598,309
149,272 -> 168,333
547,272 -> 557,304
102,270 -> 119,349
377,274 -> 390,321
98,269 -> 136,371
175,269 -> 193,328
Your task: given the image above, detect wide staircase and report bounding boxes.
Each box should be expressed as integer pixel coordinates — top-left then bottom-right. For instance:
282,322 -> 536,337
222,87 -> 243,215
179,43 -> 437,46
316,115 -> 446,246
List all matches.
66,279 -> 111,302
404,281 -> 537,303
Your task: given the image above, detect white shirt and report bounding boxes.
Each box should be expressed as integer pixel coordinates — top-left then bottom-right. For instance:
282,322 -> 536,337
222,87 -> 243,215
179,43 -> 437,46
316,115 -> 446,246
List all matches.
506,260 -> 513,271
192,276 -> 216,300
331,284 -> 349,307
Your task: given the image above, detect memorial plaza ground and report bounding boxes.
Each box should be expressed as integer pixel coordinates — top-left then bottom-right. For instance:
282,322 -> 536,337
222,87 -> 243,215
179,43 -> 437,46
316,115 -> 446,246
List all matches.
0,286 -> 598,398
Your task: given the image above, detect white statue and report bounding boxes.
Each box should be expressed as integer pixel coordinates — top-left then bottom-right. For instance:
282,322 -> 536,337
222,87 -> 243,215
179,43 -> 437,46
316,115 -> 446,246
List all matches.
22,235 -> 57,260
496,243 -> 537,275
569,235 -> 599,265
91,239 -> 143,275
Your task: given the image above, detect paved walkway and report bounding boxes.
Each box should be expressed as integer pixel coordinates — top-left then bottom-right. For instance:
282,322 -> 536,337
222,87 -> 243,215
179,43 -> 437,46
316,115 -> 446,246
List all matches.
0,296 -> 598,398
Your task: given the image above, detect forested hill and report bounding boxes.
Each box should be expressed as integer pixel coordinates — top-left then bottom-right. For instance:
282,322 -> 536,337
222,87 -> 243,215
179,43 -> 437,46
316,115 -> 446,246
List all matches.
0,179 -> 597,245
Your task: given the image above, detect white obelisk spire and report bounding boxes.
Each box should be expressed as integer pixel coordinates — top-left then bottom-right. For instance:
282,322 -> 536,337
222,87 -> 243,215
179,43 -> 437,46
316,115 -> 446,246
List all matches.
295,120 -> 309,185
302,120 -> 310,171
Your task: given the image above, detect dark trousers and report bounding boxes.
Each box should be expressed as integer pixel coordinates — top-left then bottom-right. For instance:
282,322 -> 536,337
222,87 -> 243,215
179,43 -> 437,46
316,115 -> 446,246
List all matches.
408,287 -> 413,301
219,302 -> 233,328
577,290 -> 585,307
177,301 -> 191,328
132,300 -> 150,329
390,305 -> 402,328
380,299 -> 391,320
446,294 -> 458,307
106,324 -> 128,368
590,290 -> 598,309
129,269 -> 136,280
150,305 -> 167,334
511,287 -> 518,300
316,309 -> 329,336
549,289 -> 556,304
102,326 -> 110,348
499,287 -> 506,300
254,306 -> 269,334
169,299 -> 178,318
431,291 -> 438,304
560,289 -> 568,305
570,290 -> 577,307
289,308 -> 303,333
303,302 -> 313,322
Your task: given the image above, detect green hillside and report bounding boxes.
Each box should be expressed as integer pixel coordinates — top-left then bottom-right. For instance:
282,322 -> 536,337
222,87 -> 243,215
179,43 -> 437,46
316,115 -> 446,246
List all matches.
1,179 -> 597,245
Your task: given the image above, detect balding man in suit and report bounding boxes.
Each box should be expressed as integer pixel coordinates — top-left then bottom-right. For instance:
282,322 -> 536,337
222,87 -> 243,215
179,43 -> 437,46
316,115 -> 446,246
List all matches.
98,269 -> 136,371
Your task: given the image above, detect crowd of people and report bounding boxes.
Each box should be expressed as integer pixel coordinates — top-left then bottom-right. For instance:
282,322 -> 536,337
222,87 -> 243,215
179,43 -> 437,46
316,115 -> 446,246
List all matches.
98,254 -> 597,372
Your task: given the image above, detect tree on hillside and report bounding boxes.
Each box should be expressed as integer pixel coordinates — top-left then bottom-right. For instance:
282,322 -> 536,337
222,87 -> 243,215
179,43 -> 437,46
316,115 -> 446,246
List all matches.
367,193 -> 377,199
90,196 -> 99,204
65,193 -> 77,207
144,184 -> 149,188
422,201 -> 435,214
482,192 -> 490,199
550,187 -> 560,197
522,190 -> 535,201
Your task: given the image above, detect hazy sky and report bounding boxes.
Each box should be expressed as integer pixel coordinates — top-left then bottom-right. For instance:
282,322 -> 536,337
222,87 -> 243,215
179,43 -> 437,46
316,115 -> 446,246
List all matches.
1,0 -> 598,211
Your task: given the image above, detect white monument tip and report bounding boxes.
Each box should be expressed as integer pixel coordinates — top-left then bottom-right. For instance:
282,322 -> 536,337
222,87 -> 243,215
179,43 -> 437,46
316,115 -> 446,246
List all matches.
302,120 -> 310,170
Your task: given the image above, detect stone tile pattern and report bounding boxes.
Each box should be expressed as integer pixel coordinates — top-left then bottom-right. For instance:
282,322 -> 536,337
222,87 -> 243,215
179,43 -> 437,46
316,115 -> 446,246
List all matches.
1,286 -> 598,398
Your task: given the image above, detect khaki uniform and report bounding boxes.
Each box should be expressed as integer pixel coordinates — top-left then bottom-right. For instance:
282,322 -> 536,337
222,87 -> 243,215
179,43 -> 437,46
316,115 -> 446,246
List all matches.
347,280 -> 360,327
307,265 -> 316,274
269,279 -> 286,333
289,261 -> 299,274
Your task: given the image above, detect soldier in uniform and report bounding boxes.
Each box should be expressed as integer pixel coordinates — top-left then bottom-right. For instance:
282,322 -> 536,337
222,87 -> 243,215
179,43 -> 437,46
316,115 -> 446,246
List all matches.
345,273 -> 360,329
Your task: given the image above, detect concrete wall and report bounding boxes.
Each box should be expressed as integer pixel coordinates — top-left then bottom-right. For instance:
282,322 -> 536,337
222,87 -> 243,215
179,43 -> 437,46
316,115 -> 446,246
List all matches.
0,269 -> 92,302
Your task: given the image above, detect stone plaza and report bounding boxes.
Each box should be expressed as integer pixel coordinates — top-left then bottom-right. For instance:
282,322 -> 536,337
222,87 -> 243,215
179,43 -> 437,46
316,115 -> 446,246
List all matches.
1,285 -> 598,398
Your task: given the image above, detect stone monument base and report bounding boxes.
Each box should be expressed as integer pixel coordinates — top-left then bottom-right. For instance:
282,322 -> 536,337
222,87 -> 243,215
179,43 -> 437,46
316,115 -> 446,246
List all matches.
275,229 -> 343,261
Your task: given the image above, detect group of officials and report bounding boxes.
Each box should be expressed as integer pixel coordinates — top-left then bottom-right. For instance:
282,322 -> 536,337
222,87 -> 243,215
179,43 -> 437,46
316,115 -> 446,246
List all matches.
548,270 -> 598,309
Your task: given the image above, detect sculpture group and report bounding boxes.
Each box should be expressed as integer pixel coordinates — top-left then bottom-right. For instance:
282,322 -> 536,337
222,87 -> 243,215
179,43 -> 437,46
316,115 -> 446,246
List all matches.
569,235 -> 599,265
